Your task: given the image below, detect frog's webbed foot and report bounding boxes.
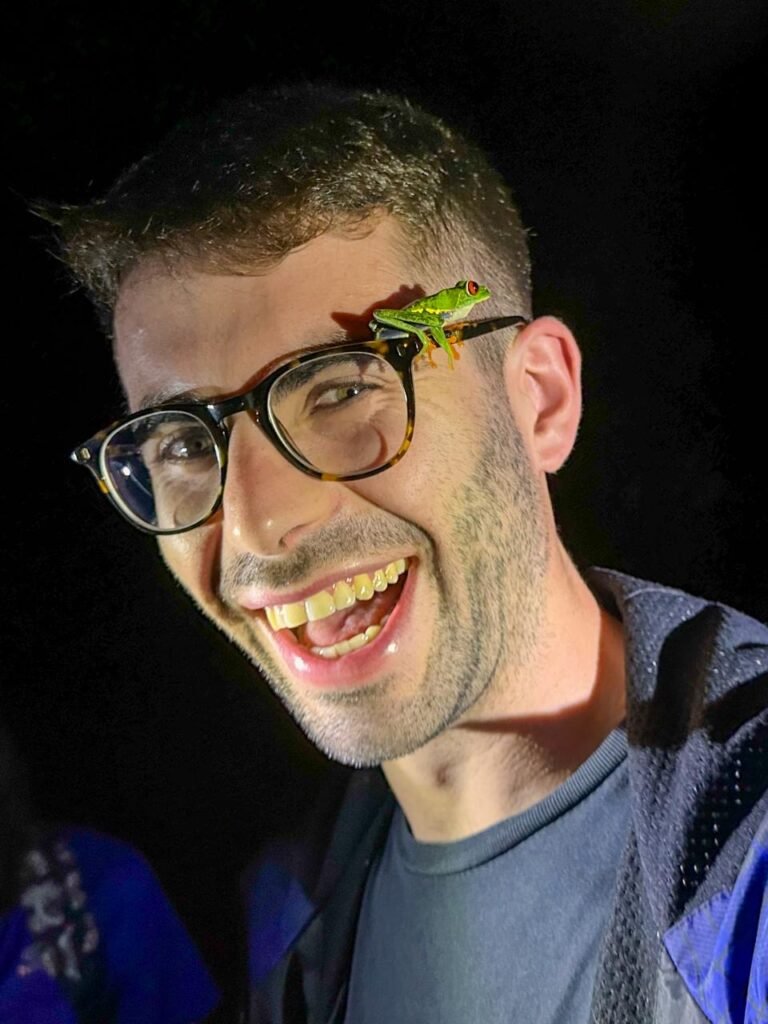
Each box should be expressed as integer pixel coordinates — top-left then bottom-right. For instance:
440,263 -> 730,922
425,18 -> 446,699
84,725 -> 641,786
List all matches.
443,328 -> 464,362
426,329 -> 460,368
418,333 -> 460,369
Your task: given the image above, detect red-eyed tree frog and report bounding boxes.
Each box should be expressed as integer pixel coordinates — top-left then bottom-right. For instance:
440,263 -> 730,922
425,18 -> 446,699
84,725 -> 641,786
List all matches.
369,280 -> 491,364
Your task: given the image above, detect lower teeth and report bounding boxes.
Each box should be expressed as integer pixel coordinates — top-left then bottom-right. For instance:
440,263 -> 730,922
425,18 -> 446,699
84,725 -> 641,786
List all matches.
311,614 -> 391,659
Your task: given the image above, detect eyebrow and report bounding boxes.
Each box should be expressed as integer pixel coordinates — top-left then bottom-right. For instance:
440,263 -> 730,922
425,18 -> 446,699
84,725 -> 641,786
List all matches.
137,384 -> 212,410
134,327 -> 356,411
271,352 -> 377,398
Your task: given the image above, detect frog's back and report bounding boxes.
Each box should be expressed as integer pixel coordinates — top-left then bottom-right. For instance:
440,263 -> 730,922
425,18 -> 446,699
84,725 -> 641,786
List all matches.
420,288 -> 472,319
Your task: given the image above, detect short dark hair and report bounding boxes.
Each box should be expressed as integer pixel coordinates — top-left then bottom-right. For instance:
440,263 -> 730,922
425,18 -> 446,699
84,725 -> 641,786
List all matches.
44,82 -> 532,328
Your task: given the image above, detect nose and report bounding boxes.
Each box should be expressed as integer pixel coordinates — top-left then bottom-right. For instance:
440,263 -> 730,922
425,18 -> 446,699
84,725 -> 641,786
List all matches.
219,414 -> 341,556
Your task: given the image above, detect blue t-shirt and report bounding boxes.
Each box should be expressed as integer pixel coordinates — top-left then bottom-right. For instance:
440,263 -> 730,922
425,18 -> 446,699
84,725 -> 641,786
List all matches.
0,827 -> 219,1023
346,728 -> 629,1024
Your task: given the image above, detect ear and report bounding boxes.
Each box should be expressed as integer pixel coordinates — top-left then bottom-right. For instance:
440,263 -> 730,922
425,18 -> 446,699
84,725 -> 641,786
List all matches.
503,315 -> 582,473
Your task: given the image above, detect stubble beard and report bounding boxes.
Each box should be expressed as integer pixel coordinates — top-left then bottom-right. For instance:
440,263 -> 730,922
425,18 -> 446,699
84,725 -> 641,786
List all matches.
217,398 -> 549,768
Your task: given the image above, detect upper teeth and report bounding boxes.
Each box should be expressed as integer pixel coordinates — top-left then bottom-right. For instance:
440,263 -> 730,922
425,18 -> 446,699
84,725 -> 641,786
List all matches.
264,559 -> 407,632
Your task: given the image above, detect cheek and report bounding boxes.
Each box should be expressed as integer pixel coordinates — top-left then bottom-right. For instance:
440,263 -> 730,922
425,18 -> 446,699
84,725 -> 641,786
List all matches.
350,390 -> 483,536
157,528 -> 219,604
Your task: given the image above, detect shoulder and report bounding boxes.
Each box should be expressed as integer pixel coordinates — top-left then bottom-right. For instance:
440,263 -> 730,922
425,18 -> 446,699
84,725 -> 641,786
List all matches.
590,566 -> 768,648
589,568 -> 768,711
592,572 -> 768,930
590,567 -> 768,804
576,571 -> 768,1020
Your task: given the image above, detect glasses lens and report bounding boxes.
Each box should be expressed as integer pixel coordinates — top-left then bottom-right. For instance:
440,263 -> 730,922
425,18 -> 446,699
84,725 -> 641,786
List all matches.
268,352 -> 409,476
101,411 -> 222,531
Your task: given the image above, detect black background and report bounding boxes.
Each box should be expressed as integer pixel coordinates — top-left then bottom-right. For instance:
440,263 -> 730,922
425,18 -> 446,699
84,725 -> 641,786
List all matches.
5,1 -> 768,1017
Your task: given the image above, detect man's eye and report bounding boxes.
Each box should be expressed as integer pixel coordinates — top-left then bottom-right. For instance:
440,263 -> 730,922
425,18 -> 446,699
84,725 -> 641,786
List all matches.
310,381 -> 375,410
156,428 -> 215,462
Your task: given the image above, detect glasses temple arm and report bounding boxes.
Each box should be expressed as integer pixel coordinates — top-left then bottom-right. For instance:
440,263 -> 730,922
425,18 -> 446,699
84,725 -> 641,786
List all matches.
444,315 -> 530,343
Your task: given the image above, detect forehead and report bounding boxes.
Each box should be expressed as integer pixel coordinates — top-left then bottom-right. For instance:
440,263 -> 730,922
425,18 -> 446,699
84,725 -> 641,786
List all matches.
113,217 -> 421,410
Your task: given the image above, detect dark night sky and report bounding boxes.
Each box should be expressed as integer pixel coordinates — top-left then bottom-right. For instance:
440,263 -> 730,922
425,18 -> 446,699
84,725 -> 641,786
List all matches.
5,1 -> 768,1015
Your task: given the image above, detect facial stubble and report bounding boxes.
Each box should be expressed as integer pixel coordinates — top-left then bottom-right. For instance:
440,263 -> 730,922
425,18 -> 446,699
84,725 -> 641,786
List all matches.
219,399 -> 548,768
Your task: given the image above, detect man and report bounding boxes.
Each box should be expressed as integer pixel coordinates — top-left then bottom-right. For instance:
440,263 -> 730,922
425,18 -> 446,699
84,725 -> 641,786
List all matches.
52,83 -> 767,1022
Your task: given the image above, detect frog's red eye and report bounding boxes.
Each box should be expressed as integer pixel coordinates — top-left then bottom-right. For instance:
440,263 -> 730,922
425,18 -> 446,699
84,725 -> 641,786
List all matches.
466,280 -> 479,295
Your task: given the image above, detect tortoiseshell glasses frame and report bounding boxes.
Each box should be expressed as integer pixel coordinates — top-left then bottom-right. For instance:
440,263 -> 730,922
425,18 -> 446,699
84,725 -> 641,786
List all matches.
70,315 -> 529,535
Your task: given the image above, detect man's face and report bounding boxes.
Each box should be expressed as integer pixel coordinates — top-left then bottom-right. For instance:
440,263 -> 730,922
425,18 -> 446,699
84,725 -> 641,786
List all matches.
114,218 -> 550,767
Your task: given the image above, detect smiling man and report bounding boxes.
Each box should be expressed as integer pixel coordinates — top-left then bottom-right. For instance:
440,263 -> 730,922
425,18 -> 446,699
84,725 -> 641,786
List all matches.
52,84 -> 767,1022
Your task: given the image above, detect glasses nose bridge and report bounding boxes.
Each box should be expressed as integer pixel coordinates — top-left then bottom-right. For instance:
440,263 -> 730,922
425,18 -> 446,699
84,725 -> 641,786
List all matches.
212,386 -> 265,444
215,386 -> 296,502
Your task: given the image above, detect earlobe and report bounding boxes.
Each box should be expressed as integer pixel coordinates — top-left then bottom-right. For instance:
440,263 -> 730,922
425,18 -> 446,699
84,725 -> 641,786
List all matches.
503,315 -> 582,473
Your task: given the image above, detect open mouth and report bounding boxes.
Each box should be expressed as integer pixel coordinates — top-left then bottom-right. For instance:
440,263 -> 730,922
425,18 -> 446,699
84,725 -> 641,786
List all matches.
263,558 -> 408,659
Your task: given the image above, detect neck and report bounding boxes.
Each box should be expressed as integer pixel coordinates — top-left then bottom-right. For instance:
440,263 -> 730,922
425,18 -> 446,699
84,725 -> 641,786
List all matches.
382,548 -> 626,842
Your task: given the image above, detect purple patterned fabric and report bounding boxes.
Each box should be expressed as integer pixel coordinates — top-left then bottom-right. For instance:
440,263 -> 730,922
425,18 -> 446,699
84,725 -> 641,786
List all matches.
0,827 -> 219,1023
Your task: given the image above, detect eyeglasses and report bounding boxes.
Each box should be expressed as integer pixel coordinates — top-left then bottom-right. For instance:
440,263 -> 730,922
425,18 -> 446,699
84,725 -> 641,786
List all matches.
71,315 -> 528,535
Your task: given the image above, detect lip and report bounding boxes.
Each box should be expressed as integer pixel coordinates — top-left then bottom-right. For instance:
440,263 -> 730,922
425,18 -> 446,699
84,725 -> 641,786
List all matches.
236,555 -> 413,610
258,559 -> 418,689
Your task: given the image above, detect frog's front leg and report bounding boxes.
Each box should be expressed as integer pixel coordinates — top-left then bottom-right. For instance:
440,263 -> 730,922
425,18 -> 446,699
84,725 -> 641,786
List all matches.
370,311 -> 454,364
371,311 -> 433,355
